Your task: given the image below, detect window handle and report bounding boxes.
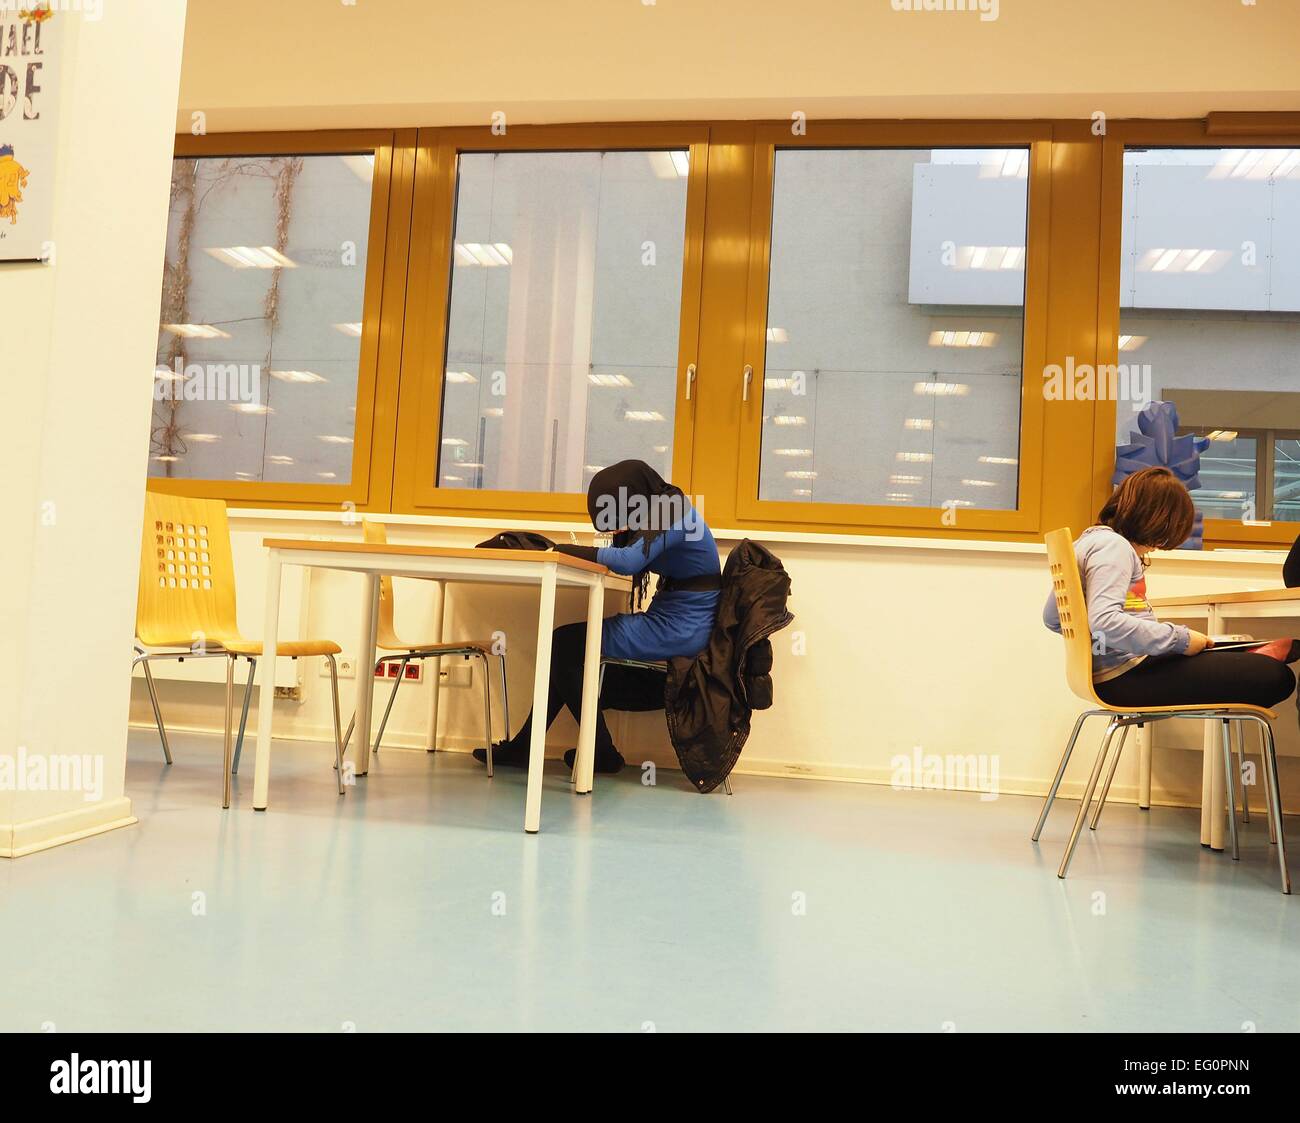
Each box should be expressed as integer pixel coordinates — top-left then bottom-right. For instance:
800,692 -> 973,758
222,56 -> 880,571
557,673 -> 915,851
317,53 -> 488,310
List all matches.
742,364 -> 753,402
685,363 -> 697,401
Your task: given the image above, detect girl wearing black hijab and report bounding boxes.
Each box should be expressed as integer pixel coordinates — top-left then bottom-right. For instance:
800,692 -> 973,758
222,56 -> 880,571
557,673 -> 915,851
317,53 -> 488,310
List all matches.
1286,534 -> 1300,588
473,460 -> 721,774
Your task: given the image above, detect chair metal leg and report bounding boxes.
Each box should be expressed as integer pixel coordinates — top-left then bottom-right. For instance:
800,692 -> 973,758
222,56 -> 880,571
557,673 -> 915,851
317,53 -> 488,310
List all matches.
1220,719 -> 1240,861
1259,721 -> 1277,845
1058,719 -> 1118,879
1033,710 -> 1097,842
221,654 -> 236,809
1231,720 -> 1249,824
372,656 -> 410,755
498,653 -> 510,742
231,656 -> 255,775
723,776 -> 733,795
1252,717 -> 1290,893
137,652 -> 173,766
327,655 -> 345,796
1088,723 -> 1130,830
477,652 -> 493,778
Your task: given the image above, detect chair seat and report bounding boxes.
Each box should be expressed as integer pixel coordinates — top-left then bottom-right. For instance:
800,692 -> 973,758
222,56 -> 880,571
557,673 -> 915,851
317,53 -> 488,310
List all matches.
602,656 -> 668,672
222,638 -> 342,657
380,640 -> 495,655
1092,700 -> 1277,719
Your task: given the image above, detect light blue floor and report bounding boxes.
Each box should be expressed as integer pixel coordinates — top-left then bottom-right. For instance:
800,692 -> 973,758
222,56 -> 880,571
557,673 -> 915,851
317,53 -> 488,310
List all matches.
2,731 -> 1299,1032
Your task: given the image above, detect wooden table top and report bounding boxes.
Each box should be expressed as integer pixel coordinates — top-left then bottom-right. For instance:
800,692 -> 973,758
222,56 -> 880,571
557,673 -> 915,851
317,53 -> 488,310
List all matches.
263,537 -> 628,582
1150,586 -> 1300,608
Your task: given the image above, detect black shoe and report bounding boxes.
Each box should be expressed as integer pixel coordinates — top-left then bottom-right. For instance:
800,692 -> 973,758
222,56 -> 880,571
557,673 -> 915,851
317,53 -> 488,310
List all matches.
472,740 -> 529,768
562,746 -> 626,775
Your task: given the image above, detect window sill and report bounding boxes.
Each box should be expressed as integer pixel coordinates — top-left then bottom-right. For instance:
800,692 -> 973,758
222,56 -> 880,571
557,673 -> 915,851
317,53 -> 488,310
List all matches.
228,507 -> 1291,566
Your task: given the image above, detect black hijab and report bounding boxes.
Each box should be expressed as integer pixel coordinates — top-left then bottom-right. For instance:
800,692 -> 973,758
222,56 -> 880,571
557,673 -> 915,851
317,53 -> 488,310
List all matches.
587,459 -> 686,607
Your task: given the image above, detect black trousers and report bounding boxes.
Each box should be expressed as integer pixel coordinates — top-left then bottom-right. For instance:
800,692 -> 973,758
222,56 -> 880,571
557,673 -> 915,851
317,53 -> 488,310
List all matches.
1095,651 -> 1296,709
504,621 -> 666,753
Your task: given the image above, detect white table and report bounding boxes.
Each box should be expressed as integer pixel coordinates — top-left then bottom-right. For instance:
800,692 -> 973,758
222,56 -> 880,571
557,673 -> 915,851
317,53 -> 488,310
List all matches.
1149,586 -> 1300,851
251,540 -> 628,833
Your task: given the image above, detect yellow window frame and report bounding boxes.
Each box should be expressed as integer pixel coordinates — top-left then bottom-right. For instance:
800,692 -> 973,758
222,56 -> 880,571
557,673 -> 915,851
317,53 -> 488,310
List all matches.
1097,117 -> 1300,550
390,123 -> 711,520
149,128 -> 414,511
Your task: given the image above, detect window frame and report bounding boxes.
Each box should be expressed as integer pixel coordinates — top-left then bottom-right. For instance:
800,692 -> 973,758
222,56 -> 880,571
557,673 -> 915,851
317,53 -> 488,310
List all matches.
149,128 -> 412,510
390,123 -> 711,519
1098,118 -> 1300,549
728,121 -> 1054,534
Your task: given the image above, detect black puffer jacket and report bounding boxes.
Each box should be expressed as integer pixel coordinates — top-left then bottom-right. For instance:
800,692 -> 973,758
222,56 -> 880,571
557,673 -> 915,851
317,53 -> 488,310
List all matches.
664,540 -> 794,792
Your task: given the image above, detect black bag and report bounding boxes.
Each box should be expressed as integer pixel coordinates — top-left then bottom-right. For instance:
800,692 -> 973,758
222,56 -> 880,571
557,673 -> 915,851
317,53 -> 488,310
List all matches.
476,531 -> 555,551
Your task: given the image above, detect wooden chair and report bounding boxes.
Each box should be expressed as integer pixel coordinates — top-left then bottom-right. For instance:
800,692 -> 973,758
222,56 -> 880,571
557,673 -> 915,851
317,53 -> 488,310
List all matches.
340,520 -> 507,773
568,656 -> 733,795
1033,527 -> 1290,893
135,492 -> 346,808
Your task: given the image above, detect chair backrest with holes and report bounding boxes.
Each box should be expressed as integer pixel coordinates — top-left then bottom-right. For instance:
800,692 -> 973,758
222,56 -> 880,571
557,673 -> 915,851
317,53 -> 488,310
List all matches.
136,492 -> 241,649
362,519 -> 403,648
1044,527 -> 1104,707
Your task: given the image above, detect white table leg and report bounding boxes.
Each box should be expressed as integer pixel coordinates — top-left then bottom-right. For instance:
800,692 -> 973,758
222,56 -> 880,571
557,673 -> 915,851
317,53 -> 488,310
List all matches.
1137,722 -> 1152,809
252,550 -> 283,810
1205,605 -> 1225,850
574,577 -> 604,795
354,574 -> 380,777
524,564 -> 558,833
426,579 -> 445,752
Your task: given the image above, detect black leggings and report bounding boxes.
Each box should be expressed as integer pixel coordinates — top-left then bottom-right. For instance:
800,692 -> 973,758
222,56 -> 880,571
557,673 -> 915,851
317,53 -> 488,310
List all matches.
503,621 -> 666,753
1095,651 -> 1297,709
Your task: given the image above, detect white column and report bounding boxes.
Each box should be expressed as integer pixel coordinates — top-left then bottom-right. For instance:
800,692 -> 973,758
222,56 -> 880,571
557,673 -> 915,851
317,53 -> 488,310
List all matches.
0,4 -> 190,856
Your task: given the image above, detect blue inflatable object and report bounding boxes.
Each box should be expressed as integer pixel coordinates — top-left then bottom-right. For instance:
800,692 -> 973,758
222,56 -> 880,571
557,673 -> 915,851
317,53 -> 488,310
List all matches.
1113,401 -> 1209,550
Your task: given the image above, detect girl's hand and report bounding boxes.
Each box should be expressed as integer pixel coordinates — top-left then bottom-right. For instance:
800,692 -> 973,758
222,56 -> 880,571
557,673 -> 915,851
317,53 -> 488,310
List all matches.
1185,630 -> 1212,656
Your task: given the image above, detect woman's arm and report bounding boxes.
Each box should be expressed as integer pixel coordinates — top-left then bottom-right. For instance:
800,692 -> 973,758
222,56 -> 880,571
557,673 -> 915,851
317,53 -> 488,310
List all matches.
595,522 -> 690,576
1084,536 -> 1190,657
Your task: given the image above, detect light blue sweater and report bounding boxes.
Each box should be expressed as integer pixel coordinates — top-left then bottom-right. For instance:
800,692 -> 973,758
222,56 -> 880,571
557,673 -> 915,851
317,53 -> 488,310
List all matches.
1043,525 -> 1190,681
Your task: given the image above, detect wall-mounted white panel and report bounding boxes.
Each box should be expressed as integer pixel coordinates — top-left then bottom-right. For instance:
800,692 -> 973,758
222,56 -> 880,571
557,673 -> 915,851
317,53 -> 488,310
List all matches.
1270,177 -> 1300,311
907,164 -> 1027,307
1124,165 -> 1270,311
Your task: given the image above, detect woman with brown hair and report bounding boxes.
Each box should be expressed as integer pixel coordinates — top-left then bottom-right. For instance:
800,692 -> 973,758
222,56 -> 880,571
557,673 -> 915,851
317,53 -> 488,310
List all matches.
1043,466 -> 1297,708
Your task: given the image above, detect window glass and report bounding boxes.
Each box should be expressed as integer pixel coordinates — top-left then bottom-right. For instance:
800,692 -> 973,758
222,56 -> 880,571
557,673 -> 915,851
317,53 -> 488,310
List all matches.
1276,437 -> 1300,522
1179,431 -> 1259,520
758,147 -> 1029,510
151,153 -> 374,484
439,150 -> 689,492
1118,147 -> 1300,522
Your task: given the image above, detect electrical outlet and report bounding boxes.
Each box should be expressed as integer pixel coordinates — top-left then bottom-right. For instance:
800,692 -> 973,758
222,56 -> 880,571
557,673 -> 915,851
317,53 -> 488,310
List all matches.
439,663 -> 473,688
326,656 -> 357,678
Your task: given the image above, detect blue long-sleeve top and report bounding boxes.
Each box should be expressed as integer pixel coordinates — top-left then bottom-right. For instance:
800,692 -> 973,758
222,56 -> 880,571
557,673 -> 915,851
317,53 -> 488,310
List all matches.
595,507 -> 721,662
1043,525 -> 1189,681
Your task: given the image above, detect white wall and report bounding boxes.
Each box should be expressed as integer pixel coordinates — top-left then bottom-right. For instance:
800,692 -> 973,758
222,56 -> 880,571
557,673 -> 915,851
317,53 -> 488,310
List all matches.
129,512 -> 1300,813
0,3 -> 190,855
176,0 -> 1300,129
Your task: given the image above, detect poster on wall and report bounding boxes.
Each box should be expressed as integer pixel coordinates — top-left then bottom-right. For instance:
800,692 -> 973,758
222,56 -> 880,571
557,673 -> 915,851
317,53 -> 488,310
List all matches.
0,3 -> 64,262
